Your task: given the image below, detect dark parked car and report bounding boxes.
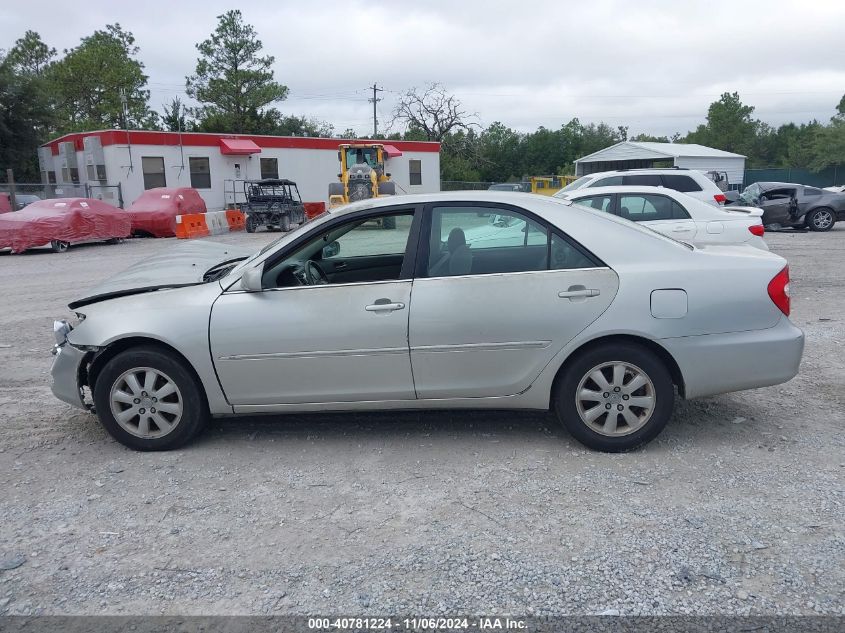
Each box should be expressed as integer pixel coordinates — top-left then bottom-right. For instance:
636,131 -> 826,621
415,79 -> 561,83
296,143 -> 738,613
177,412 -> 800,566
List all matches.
488,182 -> 532,192
734,182 -> 845,231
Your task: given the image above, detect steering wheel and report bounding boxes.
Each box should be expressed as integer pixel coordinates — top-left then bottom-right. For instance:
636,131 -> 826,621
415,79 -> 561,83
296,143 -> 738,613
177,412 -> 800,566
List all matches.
304,260 -> 329,285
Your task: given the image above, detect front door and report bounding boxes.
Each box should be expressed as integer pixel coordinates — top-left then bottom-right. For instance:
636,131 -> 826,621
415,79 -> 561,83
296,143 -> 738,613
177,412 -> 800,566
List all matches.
409,204 -> 618,399
210,209 -> 419,406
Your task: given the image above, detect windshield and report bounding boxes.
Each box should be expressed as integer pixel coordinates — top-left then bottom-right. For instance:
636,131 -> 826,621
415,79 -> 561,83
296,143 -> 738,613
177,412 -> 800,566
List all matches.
346,148 -> 378,168
738,183 -> 761,205
556,175 -> 592,194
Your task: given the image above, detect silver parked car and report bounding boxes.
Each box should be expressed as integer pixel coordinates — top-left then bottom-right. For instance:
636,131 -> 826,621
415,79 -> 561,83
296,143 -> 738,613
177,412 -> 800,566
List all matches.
50,192 -> 804,453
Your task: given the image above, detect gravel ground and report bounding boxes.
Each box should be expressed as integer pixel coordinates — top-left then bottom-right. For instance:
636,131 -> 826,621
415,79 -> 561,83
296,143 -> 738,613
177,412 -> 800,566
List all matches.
0,226 -> 843,616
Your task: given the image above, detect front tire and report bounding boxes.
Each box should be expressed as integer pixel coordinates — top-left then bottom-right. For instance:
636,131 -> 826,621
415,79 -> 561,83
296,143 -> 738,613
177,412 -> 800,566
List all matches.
245,214 -> 258,233
279,214 -> 292,232
51,240 -> 69,253
806,208 -> 835,232
553,342 -> 674,452
92,347 -> 208,451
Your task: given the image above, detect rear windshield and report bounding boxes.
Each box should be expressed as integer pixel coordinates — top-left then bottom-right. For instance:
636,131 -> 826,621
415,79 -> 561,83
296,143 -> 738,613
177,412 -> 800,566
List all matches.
557,175 -> 592,193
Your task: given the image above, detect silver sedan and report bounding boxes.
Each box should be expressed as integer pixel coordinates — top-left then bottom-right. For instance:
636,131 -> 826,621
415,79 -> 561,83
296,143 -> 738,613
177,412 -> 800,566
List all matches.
50,192 -> 804,452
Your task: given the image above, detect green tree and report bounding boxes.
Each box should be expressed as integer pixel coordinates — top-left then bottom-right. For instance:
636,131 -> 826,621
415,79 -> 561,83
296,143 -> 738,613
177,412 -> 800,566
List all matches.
47,24 -> 156,132
187,10 -> 288,133
272,115 -> 333,137
685,92 -> 760,159
6,30 -> 56,75
808,94 -> 845,171
160,96 -> 190,131
0,54 -> 54,180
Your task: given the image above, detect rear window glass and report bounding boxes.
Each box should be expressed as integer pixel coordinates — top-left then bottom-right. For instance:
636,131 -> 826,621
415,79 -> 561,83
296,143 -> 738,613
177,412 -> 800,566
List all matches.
662,174 -> 703,192
804,187 -> 822,196
623,174 -> 662,186
591,176 -> 623,187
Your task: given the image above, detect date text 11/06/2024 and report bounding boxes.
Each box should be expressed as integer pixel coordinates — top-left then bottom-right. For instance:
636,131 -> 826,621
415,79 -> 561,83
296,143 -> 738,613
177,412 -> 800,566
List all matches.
307,617 -> 527,630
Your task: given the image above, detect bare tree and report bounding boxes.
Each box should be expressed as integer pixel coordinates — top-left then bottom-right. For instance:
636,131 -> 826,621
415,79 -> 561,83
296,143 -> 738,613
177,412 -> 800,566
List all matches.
391,83 -> 477,141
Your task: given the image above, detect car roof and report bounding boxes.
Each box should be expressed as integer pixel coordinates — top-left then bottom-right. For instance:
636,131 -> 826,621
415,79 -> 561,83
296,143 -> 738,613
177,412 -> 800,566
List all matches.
752,182 -> 802,190
583,168 -> 702,178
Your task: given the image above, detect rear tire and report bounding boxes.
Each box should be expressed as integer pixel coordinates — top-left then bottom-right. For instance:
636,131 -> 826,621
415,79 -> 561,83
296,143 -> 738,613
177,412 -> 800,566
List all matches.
51,240 -> 69,253
806,208 -> 835,232
280,214 -> 292,232
92,347 -> 208,451
245,214 -> 258,233
553,342 -> 674,452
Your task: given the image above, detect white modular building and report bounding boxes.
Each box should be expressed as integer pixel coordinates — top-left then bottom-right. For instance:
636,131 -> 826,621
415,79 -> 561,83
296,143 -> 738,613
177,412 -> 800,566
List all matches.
38,130 -> 441,209
574,141 -> 747,189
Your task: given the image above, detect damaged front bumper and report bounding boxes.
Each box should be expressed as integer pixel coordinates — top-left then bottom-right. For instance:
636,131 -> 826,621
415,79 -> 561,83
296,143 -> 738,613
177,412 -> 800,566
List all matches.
50,319 -> 94,411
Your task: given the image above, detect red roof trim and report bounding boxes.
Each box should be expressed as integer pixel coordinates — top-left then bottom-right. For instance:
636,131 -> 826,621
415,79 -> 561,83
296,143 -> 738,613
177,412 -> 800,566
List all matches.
43,130 -> 441,155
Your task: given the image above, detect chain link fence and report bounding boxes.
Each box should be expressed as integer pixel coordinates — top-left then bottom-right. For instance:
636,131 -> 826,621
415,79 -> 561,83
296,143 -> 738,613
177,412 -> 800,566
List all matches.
0,182 -> 124,209
744,166 -> 843,188
440,181 -> 496,191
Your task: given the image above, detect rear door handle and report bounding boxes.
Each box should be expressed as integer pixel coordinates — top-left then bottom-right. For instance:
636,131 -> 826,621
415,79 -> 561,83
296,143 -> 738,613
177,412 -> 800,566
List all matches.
558,289 -> 600,298
365,301 -> 405,312
672,226 -> 692,232
334,262 -> 347,269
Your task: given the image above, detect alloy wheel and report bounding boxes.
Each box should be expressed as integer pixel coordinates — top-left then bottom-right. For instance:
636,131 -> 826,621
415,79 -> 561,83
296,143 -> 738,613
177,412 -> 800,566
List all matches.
575,361 -> 656,437
109,367 -> 183,439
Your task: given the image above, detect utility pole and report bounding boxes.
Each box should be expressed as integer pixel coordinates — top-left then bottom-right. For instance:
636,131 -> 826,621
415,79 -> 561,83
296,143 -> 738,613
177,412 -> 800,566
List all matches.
368,83 -> 383,138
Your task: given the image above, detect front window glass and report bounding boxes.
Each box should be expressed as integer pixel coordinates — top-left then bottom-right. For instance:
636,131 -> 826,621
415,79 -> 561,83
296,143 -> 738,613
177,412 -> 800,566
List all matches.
264,212 -> 413,288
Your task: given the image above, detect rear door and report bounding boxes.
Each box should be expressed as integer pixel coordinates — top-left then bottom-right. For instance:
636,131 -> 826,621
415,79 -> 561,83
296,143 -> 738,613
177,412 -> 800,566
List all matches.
408,203 -> 619,399
617,193 -> 696,241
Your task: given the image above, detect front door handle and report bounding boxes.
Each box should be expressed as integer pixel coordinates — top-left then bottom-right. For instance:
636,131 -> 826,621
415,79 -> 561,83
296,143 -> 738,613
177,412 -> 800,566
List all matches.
558,288 -> 600,298
365,300 -> 406,312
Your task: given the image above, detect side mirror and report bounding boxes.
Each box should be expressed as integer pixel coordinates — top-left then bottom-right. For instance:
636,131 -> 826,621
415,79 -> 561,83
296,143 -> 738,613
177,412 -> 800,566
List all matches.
322,241 -> 340,258
386,173 -> 391,178
240,267 -> 263,292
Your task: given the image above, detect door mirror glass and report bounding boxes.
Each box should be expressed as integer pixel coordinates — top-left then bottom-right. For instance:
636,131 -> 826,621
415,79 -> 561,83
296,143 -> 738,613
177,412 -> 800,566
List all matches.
240,267 -> 263,292
322,241 -> 341,258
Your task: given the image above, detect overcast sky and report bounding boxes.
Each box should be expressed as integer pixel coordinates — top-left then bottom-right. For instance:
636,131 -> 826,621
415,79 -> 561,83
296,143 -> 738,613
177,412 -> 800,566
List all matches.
2,0 -> 844,138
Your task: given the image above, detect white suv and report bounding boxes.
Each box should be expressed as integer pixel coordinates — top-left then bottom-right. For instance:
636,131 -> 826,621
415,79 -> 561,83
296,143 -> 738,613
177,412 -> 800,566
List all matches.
556,168 -> 729,206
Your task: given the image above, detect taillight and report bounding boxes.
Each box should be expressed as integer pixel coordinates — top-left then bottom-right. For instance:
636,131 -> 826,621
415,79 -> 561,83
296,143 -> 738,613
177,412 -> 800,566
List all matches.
767,266 -> 790,316
749,224 -> 765,236
714,193 -> 727,204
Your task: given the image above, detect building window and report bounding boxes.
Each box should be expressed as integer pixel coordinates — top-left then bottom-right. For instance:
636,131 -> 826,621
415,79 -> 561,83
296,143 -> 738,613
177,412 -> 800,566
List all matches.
96,165 -> 107,181
260,157 -> 278,180
69,168 -> 80,184
47,171 -> 57,184
141,156 -> 166,190
189,157 -> 212,189
409,159 -> 422,186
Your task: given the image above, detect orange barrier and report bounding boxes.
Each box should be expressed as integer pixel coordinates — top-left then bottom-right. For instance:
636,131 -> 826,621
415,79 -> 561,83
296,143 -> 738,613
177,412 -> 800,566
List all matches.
225,209 -> 246,231
175,213 -> 210,239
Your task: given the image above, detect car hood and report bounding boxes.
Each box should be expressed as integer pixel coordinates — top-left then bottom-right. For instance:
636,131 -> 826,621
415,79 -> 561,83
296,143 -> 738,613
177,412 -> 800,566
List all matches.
68,240 -> 254,309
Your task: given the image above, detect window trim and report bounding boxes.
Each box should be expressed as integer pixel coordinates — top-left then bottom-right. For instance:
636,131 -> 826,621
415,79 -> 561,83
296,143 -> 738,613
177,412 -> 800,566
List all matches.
409,159 -> 422,186
415,200 -> 606,280
188,156 -> 212,189
141,156 -> 167,190
260,157 -> 279,180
